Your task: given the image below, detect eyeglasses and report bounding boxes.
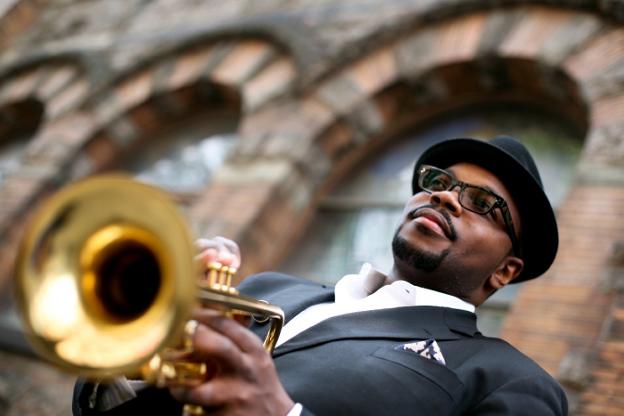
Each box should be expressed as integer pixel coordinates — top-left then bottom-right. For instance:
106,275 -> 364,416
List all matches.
417,165 -> 521,257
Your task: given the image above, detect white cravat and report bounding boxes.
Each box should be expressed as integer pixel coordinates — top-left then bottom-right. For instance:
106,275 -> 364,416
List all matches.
276,263 -> 475,347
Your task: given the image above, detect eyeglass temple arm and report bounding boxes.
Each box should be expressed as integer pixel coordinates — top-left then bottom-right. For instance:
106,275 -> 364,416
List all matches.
499,202 -> 522,258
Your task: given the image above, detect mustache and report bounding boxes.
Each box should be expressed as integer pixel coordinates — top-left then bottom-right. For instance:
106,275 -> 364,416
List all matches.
408,205 -> 457,241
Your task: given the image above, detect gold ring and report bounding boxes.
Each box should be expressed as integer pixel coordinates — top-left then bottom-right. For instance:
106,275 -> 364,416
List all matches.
183,320 -> 199,349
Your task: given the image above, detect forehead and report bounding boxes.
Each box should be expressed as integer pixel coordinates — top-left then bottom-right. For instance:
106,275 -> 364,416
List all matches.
446,163 -> 508,195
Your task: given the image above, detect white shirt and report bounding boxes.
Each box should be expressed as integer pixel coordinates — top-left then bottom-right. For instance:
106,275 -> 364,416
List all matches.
276,263 -> 475,347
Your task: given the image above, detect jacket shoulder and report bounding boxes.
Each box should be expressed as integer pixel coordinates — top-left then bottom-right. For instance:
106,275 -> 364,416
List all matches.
472,335 -> 554,376
459,335 -> 568,415
237,272 -> 325,297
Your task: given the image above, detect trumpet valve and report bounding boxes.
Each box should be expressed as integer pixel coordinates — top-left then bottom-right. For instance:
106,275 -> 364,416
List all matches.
201,262 -> 237,293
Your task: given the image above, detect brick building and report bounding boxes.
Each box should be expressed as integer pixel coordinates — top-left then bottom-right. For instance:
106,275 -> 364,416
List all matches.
0,0 -> 623,414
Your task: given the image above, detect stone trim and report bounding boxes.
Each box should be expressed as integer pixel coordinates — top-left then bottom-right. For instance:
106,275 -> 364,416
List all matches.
0,0 -> 47,50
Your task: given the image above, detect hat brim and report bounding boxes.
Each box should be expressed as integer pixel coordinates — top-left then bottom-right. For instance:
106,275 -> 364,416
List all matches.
412,138 -> 558,282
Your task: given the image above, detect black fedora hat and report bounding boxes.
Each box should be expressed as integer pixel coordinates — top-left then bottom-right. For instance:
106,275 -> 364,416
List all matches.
411,136 -> 558,283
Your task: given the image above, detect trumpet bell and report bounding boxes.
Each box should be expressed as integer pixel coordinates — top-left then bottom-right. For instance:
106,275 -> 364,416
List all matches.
15,175 -> 197,378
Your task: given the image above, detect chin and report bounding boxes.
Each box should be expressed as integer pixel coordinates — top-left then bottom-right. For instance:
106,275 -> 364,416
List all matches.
391,232 -> 449,274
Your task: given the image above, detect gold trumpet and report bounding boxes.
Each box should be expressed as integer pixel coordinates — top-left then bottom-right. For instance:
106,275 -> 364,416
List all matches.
14,175 -> 284,414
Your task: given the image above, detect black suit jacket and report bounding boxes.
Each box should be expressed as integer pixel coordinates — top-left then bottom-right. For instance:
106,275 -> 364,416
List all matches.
73,272 -> 568,415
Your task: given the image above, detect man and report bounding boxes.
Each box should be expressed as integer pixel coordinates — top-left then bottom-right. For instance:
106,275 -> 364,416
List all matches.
73,136 -> 568,415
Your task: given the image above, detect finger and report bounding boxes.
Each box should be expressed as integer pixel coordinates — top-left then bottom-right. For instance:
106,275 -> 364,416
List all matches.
191,320 -> 248,371
195,239 -> 227,261
193,310 -> 264,356
195,238 -> 240,268
195,247 -> 218,263
191,307 -> 251,328
195,238 -> 221,265
170,376 -> 248,412
213,237 -> 241,268
170,382 -> 224,409
216,251 -> 236,268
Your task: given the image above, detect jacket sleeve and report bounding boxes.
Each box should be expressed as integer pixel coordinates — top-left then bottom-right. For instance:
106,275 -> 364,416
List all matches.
300,407 -> 316,416
466,375 -> 568,416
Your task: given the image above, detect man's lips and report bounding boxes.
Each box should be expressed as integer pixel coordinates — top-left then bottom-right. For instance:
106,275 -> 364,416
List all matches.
409,208 -> 454,240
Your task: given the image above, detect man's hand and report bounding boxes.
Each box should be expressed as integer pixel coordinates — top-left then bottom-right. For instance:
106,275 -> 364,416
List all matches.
169,309 -> 295,415
196,236 -> 241,270
177,237 -> 295,414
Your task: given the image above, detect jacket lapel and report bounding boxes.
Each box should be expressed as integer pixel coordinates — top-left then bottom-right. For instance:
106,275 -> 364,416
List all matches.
243,273 -> 480,357
270,283 -> 335,323
273,306 -> 478,357
248,278 -> 335,340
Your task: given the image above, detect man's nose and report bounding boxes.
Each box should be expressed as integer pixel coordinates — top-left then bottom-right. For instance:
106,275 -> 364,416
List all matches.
430,190 -> 462,216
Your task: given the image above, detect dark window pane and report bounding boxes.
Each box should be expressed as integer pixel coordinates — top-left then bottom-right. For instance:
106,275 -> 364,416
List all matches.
0,99 -> 44,185
121,114 -> 238,193
280,208 -> 401,284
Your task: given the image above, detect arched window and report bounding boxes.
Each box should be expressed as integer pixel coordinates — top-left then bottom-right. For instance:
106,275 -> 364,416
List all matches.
279,103 -> 584,336
0,98 -> 44,352
0,99 -> 44,184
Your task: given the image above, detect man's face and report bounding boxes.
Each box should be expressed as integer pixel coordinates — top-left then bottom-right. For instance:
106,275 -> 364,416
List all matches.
392,162 -> 521,301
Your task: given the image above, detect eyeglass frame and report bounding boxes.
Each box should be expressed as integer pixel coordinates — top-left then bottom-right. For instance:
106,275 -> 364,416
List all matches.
417,164 -> 522,258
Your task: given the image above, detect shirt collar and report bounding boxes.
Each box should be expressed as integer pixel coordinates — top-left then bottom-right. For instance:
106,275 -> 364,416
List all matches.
335,263 -> 475,313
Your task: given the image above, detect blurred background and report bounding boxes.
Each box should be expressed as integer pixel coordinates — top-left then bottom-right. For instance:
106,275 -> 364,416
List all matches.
0,0 -> 623,414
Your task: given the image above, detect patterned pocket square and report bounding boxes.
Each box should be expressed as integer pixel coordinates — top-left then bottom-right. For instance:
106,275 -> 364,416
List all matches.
396,338 -> 446,365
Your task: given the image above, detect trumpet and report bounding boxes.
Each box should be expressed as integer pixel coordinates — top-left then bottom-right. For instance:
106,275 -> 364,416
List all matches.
14,175 -> 284,414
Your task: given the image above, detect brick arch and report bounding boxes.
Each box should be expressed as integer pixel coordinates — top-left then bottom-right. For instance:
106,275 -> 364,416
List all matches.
67,80 -> 242,181
0,61 -> 89,292
0,58 -> 89,230
92,38 -> 296,126
308,56 -> 588,172
0,59 -> 88,122
310,5 -> 622,174
0,37 -> 298,216
63,37 -> 297,179
0,56 -> 94,224
65,38 -> 298,245
0,36 -> 294,185
308,7 -> 599,153
295,5 -> 624,199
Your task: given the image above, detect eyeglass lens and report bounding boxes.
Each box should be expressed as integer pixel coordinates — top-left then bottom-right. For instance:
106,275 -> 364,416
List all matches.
420,167 -> 497,214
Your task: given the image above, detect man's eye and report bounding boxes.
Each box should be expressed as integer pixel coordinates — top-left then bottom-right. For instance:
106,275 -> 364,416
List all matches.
464,188 -> 495,212
426,173 -> 451,190
429,178 -> 449,190
472,197 -> 490,209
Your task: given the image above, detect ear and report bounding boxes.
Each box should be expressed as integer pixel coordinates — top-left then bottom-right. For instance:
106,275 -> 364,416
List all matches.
487,256 -> 524,290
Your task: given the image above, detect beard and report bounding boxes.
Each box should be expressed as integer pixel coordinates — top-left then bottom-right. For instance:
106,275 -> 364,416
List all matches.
391,227 -> 479,298
391,231 -> 449,272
